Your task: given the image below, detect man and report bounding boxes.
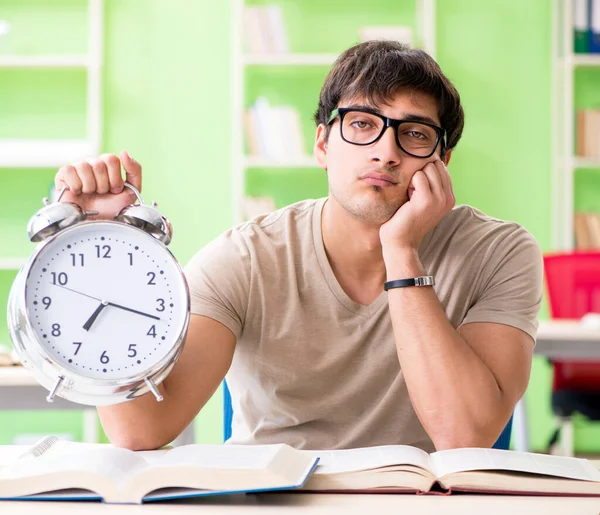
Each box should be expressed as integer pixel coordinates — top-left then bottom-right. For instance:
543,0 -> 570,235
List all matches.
55,41 -> 543,452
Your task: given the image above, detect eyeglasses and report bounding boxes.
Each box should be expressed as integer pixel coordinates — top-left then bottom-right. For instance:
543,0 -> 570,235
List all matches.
327,107 -> 447,159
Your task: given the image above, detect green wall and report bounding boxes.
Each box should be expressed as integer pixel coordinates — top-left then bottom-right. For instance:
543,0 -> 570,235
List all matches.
1,0 -> 599,452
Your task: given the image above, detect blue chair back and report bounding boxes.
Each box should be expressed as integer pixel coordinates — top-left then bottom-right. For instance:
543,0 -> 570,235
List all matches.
223,381 -> 512,449
223,380 -> 233,441
493,414 -> 513,450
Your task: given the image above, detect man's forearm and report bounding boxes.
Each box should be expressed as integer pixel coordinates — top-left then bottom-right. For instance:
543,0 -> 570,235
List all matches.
97,383 -> 176,450
385,249 -> 510,450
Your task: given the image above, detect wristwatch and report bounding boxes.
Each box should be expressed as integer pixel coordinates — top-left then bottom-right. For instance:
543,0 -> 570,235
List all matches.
384,276 -> 435,291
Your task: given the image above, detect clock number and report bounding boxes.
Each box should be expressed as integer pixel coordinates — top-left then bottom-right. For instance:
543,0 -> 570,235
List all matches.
128,252 -> 133,266
147,272 -> 156,285
73,342 -> 82,355
147,325 -> 156,338
128,344 -> 137,358
156,298 -> 165,312
95,245 -> 112,258
51,323 -> 61,337
70,253 -> 85,267
50,272 -> 68,286
100,351 -> 109,364
42,297 -> 51,310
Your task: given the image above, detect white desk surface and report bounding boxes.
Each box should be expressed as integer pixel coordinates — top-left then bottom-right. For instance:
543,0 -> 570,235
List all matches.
535,319 -> 600,359
0,365 -> 37,386
537,319 -> 600,341
2,492 -> 600,515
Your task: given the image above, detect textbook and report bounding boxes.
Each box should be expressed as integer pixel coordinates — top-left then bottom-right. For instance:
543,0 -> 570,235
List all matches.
300,445 -> 600,496
0,437 -> 318,504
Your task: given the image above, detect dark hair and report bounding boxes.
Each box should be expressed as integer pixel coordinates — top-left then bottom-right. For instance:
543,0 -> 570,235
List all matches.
314,41 -> 464,157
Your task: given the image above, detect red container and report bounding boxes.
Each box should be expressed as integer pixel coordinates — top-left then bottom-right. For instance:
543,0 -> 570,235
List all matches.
543,252 -> 600,391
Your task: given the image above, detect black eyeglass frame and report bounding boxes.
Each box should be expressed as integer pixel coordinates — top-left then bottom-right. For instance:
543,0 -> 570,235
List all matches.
327,107 -> 447,159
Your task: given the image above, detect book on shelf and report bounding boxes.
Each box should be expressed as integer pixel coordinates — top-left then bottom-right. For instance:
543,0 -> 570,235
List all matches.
0,437 -> 318,504
591,0 -> 600,53
245,97 -> 307,162
573,0 -> 600,53
574,211 -> 600,249
299,445 -> 600,496
576,108 -> 600,159
574,0 -> 591,53
243,4 -> 289,55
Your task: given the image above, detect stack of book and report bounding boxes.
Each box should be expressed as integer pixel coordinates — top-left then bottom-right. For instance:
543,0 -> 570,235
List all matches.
244,97 -> 306,162
573,0 -> 600,53
243,4 -> 289,54
576,109 -> 600,158
574,211 -> 600,249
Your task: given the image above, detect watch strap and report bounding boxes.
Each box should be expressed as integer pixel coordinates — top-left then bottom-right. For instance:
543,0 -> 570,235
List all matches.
384,276 -> 435,291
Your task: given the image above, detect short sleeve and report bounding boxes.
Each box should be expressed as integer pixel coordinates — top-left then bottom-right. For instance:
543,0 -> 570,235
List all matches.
183,228 -> 250,339
459,226 -> 544,341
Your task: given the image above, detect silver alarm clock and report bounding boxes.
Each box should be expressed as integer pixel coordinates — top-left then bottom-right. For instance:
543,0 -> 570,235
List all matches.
7,183 -> 190,406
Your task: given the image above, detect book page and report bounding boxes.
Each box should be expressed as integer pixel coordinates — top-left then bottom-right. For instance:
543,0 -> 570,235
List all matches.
301,445 -> 432,475
0,446 -> 30,470
155,443 -> 286,470
0,440 -> 149,486
123,443 -> 317,500
431,448 -> 600,482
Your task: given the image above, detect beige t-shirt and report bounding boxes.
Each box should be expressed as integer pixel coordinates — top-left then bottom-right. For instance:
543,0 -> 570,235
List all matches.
184,198 -> 543,452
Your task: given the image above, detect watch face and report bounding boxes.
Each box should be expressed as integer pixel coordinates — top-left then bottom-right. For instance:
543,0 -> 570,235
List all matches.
23,222 -> 188,380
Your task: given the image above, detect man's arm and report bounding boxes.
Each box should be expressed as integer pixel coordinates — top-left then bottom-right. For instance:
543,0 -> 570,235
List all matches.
385,248 -> 533,451
97,314 -> 236,450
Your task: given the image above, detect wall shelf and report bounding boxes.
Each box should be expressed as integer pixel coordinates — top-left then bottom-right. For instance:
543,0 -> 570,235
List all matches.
0,139 -> 95,168
243,53 -> 338,66
0,55 -> 89,68
572,157 -> 600,169
571,54 -> 600,67
0,258 -> 27,270
244,155 -> 317,168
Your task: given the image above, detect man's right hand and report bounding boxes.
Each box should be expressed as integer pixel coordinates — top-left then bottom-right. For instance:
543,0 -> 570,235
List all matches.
54,150 -> 142,220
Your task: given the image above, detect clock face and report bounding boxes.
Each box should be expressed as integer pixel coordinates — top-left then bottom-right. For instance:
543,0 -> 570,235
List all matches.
23,222 -> 188,380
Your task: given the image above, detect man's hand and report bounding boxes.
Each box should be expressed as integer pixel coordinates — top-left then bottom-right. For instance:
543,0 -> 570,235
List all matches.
54,151 -> 142,220
379,159 -> 455,256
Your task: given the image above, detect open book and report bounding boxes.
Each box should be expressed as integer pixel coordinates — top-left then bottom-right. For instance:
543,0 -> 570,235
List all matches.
300,445 -> 600,496
0,437 -> 318,504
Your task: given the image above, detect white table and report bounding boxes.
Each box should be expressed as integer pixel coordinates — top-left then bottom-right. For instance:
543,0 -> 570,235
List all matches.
0,366 -> 194,446
512,319 -> 600,452
1,492 -> 600,515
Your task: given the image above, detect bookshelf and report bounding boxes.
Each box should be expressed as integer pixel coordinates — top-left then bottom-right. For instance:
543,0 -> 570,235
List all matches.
0,0 -> 103,269
0,0 -> 104,445
231,0 -> 437,224
553,0 -> 600,250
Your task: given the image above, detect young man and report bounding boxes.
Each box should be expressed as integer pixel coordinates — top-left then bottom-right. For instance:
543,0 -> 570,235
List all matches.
54,41 -> 543,452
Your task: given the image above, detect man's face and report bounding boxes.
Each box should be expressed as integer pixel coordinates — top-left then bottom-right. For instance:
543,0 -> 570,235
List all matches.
315,91 -> 446,225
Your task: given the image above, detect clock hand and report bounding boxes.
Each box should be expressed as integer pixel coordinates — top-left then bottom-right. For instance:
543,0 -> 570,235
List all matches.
54,283 -> 161,321
106,302 -> 161,321
53,284 -> 102,302
83,301 -> 109,331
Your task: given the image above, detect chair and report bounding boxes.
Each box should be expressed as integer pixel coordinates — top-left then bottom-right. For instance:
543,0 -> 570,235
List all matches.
543,252 -> 600,456
223,381 -> 513,449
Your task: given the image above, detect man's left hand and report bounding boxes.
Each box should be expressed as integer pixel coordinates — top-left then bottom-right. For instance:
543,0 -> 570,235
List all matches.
380,159 -> 455,256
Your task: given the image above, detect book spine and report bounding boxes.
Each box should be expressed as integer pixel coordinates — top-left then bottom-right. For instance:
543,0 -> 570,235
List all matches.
264,5 -> 289,54
591,0 -> 600,52
574,0 -> 591,53
576,109 -> 585,156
